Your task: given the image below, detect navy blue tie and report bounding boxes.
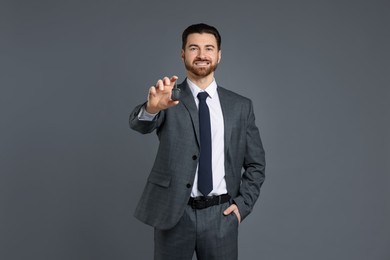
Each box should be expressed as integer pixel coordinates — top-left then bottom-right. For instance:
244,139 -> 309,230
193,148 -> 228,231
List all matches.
197,92 -> 213,196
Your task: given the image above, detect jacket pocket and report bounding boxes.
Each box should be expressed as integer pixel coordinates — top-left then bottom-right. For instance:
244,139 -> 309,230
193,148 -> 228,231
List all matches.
147,171 -> 171,188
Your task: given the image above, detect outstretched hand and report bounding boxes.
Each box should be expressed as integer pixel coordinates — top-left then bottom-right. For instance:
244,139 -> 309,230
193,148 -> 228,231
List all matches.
146,76 -> 179,114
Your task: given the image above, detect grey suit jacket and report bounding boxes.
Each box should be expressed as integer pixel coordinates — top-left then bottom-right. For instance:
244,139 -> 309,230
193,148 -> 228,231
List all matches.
129,80 -> 265,230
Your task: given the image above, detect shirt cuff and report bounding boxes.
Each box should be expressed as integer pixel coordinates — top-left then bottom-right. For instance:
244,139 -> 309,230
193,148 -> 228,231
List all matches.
137,106 -> 158,121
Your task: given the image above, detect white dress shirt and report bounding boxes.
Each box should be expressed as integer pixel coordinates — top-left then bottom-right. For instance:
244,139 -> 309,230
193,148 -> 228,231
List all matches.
138,78 -> 227,197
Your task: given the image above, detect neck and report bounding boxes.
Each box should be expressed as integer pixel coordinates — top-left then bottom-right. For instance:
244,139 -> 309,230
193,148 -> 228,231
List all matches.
187,72 -> 215,90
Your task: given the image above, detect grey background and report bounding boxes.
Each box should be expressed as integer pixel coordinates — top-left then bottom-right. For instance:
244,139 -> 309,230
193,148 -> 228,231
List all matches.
1,0 -> 389,259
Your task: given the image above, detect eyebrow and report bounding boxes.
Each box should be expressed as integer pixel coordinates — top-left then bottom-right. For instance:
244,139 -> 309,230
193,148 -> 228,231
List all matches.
188,44 -> 216,48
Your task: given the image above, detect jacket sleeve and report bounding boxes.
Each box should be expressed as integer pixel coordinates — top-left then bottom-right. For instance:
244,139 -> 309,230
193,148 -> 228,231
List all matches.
129,102 -> 165,134
233,100 -> 266,221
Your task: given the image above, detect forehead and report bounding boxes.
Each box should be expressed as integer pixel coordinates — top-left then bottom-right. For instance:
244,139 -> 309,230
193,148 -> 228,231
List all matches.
185,33 -> 218,47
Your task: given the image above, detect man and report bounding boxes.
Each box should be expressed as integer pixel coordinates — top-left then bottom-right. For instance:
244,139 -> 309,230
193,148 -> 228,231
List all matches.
129,23 -> 265,260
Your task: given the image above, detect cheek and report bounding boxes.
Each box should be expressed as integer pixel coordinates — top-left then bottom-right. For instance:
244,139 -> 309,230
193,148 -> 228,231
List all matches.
184,54 -> 196,62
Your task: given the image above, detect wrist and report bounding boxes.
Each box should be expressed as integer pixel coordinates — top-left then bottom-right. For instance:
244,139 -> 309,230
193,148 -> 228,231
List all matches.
145,103 -> 160,114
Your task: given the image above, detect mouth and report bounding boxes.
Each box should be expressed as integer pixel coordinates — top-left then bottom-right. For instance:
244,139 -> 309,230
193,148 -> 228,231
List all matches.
194,60 -> 210,67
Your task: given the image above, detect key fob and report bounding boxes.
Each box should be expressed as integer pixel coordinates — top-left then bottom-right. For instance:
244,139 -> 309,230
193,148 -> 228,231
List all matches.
171,82 -> 181,101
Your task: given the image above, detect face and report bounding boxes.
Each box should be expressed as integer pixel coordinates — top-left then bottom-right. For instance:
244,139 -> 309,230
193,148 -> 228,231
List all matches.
181,33 -> 221,78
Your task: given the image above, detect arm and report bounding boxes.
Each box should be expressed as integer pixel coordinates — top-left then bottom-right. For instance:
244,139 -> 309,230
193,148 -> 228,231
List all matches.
129,102 -> 163,134
231,101 -> 266,222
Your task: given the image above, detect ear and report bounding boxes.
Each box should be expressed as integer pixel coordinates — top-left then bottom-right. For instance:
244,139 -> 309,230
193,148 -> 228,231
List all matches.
181,49 -> 185,61
217,50 -> 222,63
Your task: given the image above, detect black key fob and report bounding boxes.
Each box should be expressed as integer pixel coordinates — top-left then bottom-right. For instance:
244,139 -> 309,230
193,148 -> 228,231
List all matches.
171,81 -> 181,101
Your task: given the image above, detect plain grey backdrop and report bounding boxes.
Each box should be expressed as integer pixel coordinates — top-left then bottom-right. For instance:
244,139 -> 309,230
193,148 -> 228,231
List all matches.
1,0 -> 389,259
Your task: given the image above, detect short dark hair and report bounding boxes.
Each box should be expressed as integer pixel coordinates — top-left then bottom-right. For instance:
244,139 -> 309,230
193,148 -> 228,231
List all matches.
182,23 -> 221,50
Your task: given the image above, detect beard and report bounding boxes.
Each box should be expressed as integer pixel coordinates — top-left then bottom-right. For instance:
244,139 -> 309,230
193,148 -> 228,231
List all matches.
184,58 -> 218,77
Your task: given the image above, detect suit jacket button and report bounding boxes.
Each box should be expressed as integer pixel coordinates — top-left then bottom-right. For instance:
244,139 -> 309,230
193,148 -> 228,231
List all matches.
192,155 -> 197,160
186,183 -> 192,188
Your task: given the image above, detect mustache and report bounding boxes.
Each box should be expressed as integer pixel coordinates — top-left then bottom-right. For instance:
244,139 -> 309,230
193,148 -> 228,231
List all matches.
193,58 -> 211,62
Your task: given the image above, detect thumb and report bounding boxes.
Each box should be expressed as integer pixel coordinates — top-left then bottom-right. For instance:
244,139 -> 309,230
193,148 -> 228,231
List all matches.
223,205 -> 235,216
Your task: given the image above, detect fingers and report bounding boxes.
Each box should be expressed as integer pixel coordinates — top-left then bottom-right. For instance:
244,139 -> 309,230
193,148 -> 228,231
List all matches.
149,86 -> 157,96
168,100 -> 180,106
163,77 -> 170,86
155,76 -> 179,91
223,204 -> 241,223
155,79 -> 165,91
170,75 -> 178,83
223,204 -> 235,215
165,76 -> 178,85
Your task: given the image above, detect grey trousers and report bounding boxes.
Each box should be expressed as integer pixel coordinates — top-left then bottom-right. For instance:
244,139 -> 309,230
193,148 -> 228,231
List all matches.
154,201 -> 239,260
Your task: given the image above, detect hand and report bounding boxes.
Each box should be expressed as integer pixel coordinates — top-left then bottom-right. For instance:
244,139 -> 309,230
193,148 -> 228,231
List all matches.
223,204 -> 241,224
146,76 -> 179,114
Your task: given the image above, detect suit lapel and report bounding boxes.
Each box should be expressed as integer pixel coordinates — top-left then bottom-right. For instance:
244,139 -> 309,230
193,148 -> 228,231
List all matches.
179,81 -> 200,146
217,87 -> 234,155
178,82 -> 234,151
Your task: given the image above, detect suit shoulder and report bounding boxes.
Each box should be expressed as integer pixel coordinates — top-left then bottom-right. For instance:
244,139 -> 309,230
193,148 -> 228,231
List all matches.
217,86 -> 253,105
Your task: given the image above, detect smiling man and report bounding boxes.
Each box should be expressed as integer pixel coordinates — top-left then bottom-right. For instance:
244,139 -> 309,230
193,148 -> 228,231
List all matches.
129,23 -> 266,260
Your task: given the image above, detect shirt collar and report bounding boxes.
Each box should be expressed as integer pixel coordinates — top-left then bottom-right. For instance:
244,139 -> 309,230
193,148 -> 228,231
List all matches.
186,78 -> 218,99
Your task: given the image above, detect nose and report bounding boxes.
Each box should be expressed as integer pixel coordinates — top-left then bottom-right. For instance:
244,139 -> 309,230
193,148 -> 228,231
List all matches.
197,49 -> 206,59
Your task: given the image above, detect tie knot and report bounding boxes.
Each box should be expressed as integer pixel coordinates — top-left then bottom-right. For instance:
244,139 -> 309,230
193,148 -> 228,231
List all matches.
197,92 -> 209,101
